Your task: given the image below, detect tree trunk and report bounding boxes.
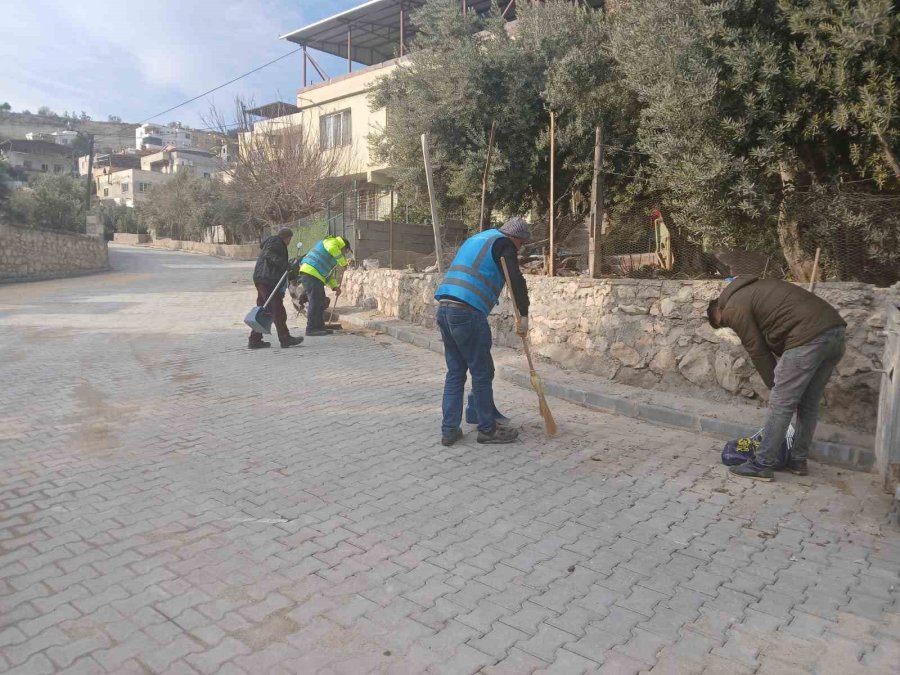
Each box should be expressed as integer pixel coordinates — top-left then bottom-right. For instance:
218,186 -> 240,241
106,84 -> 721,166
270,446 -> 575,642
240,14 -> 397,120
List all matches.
876,129 -> 900,181
777,162 -> 809,282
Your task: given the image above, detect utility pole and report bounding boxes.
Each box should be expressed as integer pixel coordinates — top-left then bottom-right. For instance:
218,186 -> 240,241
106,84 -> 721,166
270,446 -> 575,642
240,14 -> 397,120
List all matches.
589,126 -> 605,278
548,111 -> 556,277
84,134 -> 95,213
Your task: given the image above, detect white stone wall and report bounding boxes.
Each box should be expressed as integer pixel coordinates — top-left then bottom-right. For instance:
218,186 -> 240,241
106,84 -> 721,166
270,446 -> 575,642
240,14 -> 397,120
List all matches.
343,269 -> 899,433
0,223 -> 108,282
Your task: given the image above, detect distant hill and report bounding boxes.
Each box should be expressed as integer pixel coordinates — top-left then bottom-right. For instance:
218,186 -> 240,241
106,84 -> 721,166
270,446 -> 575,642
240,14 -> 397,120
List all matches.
0,111 -> 224,156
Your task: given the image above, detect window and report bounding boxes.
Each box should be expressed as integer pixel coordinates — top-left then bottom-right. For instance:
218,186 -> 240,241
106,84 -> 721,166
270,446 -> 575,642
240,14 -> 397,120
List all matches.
53,164 -> 63,173
138,182 -> 150,193
103,188 -> 109,197
320,109 -> 351,149
121,182 -> 129,193
23,160 -> 32,170
41,163 -> 49,172
185,132 -> 191,139
203,172 -> 211,178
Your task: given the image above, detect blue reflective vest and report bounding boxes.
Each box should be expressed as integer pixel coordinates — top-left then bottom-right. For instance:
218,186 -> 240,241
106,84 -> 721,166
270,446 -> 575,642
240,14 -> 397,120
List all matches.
301,239 -> 341,283
435,230 -> 506,315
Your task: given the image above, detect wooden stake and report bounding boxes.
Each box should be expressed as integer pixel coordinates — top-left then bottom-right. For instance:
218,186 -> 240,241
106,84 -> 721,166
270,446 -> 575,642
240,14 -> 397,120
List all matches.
389,189 -> 395,269
479,120 -> 497,232
588,126 -> 605,278
421,133 -> 445,273
808,247 -> 821,293
548,111 -> 556,277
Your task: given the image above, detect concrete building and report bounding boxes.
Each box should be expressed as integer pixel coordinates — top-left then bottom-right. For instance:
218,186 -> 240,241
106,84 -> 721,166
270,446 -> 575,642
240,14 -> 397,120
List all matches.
78,152 -> 143,177
140,147 -> 221,177
25,130 -> 79,146
0,139 -> 74,176
135,124 -> 194,151
94,168 -> 170,207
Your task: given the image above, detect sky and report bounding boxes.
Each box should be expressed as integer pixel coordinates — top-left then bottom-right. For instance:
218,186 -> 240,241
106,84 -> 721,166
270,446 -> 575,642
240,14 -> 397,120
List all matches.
0,0 -> 364,130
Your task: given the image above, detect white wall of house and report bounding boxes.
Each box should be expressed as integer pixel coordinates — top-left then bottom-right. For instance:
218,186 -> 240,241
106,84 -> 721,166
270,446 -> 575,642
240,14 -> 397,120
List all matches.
95,168 -> 171,207
135,124 -> 194,151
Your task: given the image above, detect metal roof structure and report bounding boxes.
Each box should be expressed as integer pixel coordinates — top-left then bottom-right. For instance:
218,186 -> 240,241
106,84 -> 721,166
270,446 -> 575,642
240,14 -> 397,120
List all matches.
280,0 -> 516,67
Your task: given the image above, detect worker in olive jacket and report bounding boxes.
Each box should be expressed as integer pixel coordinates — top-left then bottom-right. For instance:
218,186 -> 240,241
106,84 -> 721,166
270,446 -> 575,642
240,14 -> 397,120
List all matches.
707,276 -> 846,481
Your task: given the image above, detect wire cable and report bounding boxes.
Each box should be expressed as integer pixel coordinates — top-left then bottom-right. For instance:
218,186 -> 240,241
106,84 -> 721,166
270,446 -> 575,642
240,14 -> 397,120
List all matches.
137,48 -> 302,124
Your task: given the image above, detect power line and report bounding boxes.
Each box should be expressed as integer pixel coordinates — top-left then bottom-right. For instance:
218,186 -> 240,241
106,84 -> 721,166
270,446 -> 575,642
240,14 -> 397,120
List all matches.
137,48 -> 302,125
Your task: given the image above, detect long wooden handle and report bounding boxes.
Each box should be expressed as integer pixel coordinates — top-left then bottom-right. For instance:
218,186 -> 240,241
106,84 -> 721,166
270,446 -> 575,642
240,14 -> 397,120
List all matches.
500,257 -> 537,370
499,257 -> 521,321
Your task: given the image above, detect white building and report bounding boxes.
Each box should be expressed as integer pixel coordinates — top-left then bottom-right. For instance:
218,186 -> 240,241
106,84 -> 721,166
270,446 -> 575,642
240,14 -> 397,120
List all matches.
135,124 -> 194,151
25,130 -> 79,146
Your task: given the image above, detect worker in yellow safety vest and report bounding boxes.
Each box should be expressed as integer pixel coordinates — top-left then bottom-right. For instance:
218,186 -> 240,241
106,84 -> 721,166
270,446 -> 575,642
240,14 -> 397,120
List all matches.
299,235 -> 352,336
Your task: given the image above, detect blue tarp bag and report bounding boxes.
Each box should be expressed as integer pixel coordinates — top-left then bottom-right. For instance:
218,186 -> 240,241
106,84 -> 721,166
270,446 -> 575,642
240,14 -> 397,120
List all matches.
721,427 -> 793,469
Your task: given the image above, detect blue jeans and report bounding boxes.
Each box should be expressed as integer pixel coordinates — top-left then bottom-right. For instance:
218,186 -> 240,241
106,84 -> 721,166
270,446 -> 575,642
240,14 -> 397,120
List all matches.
437,304 -> 496,435
755,326 -> 846,466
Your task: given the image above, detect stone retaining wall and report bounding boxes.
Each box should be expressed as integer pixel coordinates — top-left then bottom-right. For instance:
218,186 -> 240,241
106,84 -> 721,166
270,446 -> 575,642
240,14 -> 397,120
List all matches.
144,238 -> 258,259
343,269 -> 899,433
113,233 -> 150,245
0,222 -> 108,282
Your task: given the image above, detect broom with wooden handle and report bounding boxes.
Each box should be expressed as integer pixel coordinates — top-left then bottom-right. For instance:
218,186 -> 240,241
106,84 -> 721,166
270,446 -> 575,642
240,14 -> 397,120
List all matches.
500,257 -> 557,436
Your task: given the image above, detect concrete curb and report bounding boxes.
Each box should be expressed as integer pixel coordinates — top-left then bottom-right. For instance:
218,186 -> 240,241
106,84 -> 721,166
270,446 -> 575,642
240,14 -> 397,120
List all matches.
0,265 -> 113,285
343,312 -> 874,472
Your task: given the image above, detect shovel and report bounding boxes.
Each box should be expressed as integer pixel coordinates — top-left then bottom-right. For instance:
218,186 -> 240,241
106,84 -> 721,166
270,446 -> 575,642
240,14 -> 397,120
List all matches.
243,270 -> 289,334
500,258 -> 557,436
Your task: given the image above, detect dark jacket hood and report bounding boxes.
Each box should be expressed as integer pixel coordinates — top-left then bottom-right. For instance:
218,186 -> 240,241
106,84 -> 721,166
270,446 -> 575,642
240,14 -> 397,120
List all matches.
718,275 -> 758,309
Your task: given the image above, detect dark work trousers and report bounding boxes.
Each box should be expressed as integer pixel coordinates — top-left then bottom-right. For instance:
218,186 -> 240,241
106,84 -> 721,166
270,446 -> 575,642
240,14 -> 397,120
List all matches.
248,282 -> 289,344
301,274 -> 327,333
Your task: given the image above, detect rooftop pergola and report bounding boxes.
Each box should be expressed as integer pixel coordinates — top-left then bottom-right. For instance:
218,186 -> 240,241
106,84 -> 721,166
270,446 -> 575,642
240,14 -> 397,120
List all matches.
280,0 -> 522,86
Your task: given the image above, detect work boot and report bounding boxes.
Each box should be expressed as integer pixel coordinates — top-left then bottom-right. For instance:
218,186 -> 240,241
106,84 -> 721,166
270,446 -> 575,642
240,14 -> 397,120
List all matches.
441,428 -> 463,447
305,329 -> 334,336
248,341 -> 271,349
784,459 -> 809,476
280,335 -> 304,348
477,425 -> 519,444
729,459 -> 774,482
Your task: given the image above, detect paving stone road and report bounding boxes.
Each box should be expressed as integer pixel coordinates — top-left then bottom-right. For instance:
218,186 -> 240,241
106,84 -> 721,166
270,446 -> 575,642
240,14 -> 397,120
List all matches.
1,245 -> 899,675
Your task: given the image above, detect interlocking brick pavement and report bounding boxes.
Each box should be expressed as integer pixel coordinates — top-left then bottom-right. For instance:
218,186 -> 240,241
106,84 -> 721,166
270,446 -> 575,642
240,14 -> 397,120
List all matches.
1,246 -> 899,674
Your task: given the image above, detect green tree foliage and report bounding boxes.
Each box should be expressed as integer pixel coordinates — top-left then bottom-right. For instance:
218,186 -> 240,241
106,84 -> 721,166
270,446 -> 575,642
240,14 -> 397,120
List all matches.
610,0 -> 899,281
370,0 -> 897,281
92,201 -> 142,238
369,0 -> 641,229
8,174 -> 86,232
0,102 -> 11,112
136,173 -> 250,244
70,133 -> 92,158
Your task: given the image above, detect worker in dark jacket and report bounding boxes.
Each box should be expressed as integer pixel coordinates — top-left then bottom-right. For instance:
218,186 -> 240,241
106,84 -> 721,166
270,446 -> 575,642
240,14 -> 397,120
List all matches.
707,276 -> 846,480
434,217 -> 531,447
248,227 -> 304,349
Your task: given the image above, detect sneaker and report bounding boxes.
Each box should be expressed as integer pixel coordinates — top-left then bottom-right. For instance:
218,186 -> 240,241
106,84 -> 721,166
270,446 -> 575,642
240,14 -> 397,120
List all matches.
729,459 -> 774,482
305,329 -> 334,336
248,341 -> 271,349
477,426 -> 520,444
441,428 -> 463,447
785,459 -> 808,476
280,335 -> 304,348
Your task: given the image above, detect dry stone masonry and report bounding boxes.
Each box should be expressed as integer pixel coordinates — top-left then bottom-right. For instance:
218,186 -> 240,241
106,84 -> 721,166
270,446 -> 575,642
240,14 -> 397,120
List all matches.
343,269 -> 898,433
0,222 -> 108,282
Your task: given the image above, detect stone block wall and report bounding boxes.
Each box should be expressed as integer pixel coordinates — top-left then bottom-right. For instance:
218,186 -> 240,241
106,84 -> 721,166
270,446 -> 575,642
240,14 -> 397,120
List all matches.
343,269 -> 899,433
0,222 -> 108,282
145,238 -> 259,259
113,233 -> 151,244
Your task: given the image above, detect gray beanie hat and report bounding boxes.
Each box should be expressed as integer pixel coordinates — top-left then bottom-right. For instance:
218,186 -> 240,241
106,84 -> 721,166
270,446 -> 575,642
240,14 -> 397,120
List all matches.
499,216 -> 532,243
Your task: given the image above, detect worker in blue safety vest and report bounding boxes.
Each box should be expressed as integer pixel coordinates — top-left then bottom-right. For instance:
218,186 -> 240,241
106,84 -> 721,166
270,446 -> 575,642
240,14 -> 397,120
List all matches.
299,235 -> 352,336
434,217 -> 531,446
